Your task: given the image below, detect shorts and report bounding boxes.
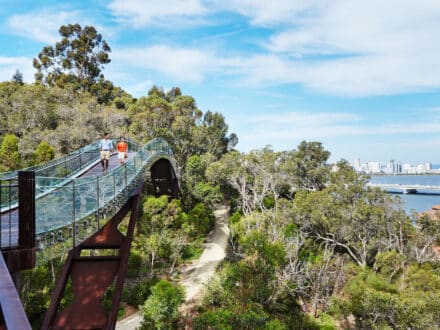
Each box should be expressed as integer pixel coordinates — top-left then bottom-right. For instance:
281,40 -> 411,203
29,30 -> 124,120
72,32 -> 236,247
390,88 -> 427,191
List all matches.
100,150 -> 111,160
118,152 -> 127,160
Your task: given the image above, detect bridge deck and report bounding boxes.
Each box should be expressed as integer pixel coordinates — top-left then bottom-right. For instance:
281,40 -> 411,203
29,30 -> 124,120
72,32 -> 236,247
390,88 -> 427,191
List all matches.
368,183 -> 440,195
0,153 -> 134,249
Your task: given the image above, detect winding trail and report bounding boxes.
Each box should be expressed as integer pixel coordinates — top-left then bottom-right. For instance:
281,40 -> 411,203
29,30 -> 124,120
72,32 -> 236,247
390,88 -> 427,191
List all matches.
116,205 -> 229,330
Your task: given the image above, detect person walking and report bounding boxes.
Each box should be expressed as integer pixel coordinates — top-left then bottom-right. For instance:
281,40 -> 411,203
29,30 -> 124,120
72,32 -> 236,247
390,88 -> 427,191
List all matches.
99,133 -> 114,172
116,137 -> 128,164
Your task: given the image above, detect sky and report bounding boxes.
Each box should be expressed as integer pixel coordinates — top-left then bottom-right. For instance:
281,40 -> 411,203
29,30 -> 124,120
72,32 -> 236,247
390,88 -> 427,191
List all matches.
1,0 -> 440,164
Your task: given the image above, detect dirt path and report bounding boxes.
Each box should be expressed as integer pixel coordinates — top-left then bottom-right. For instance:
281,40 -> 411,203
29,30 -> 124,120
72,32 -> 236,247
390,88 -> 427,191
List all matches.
116,205 -> 230,329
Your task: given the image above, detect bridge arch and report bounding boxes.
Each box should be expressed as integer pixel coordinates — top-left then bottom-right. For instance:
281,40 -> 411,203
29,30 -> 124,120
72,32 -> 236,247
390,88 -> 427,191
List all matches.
150,158 -> 179,198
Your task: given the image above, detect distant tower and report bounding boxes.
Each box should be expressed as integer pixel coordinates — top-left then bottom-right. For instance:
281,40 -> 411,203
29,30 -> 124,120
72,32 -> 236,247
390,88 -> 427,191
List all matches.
353,158 -> 361,172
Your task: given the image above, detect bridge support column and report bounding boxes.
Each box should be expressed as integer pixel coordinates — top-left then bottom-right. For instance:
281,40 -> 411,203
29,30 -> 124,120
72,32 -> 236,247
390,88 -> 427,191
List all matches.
2,171 -> 36,276
42,181 -> 144,330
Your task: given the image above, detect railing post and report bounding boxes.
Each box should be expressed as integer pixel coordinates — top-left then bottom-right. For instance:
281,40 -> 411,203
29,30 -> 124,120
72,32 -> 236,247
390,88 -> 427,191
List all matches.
8,179 -> 12,247
124,164 -> 127,189
18,171 -> 35,250
72,179 -> 76,249
96,176 -> 100,230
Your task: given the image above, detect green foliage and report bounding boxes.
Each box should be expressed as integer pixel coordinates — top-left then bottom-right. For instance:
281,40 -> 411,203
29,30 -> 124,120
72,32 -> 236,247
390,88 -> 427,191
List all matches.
265,319 -> 288,330
228,210 -> 242,224
193,305 -> 271,330
192,182 -> 223,206
308,313 -> 336,330
332,265 -> 440,329
181,237 -> 204,260
125,277 -> 159,307
140,196 -> 186,233
32,140 -> 55,165
239,230 -> 286,268
126,250 -> 144,278
374,250 -> 405,281
262,196 -> 275,209
288,140 -> 330,191
140,280 -> 184,330
0,134 -> 21,171
128,88 -> 236,168
19,258 -> 66,329
193,308 -> 236,330
188,202 -> 215,236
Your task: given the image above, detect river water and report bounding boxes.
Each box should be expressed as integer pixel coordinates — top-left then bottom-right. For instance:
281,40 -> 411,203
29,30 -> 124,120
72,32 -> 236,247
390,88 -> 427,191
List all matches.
369,175 -> 440,213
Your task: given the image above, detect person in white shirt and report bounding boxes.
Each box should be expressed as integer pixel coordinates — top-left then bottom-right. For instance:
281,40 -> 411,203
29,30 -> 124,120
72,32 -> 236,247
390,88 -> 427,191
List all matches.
98,133 -> 114,172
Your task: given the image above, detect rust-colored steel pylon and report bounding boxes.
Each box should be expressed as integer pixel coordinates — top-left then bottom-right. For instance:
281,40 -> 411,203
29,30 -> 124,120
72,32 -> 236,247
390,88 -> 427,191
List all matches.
42,182 -> 143,330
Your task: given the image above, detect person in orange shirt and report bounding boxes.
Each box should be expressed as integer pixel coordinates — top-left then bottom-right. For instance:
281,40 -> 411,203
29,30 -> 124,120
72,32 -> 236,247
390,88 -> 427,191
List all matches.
116,137 -> 128,164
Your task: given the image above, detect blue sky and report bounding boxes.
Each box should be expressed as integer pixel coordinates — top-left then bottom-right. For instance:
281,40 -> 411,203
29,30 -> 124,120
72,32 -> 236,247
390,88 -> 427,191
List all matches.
1,1 -> 440,164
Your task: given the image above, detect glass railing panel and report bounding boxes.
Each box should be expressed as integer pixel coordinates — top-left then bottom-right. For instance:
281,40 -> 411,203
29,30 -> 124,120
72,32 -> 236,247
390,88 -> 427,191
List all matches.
74,178 -> 99,221
0,178 -> 18,211
0,178 -> 19,248
99,173 -> 116,207
36,183 -> 74,234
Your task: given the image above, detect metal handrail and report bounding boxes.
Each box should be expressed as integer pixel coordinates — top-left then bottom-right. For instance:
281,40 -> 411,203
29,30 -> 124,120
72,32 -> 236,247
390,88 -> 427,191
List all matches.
0,252 -> 31,329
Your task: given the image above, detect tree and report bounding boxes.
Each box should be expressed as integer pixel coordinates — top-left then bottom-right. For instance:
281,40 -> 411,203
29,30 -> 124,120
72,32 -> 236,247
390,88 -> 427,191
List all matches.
128,87 -> 236,168
33,24 -> 111,91
11,69 -> 23,84
0,134 -> 21,171
193,111 -> 238,158
32,141 -> 55,165
284,141 -> 330,191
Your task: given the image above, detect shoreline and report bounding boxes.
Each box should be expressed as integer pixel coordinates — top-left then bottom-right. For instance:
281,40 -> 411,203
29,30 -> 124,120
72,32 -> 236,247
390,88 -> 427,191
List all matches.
419,204 -> 440,220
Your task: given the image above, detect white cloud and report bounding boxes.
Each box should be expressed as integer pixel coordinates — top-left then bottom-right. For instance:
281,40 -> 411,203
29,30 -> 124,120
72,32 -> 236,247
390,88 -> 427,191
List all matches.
112,45 -> 217,83
0,56 -> 34,83
218,0 -> 328,26
6,10 -> 84,43
108,0 -> 208,27
6,9 -> 110,44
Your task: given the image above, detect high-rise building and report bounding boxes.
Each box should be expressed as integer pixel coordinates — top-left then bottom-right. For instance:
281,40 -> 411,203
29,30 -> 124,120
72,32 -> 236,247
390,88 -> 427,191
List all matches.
367,162 -> 381,173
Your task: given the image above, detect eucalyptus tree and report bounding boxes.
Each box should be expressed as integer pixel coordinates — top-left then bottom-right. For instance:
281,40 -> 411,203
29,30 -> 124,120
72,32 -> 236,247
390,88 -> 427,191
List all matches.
33,24 -> 111,92
11,69 -> 23,84
283,141 -> 330,191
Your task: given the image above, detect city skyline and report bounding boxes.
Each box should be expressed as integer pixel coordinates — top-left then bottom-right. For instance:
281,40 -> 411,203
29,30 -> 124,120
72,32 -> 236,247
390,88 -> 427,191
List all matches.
1,1 -> 440,163
352,158 -> 436,174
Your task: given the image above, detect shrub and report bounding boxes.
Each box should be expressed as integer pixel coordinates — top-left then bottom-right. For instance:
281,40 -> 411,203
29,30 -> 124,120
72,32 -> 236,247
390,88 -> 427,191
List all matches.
189,203 -> 215,236
0,134 -> 21,171
193,305 -> 270,329
32,140 -> 55,165
228,210 -> 242,224
140,280 -> 184,329
126,277 -> 158,307
126,250 -> 143,278
193,309 -> 235,330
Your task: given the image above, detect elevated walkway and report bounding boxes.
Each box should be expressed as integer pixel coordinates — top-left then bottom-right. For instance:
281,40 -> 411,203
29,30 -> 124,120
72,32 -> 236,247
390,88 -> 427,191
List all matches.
0,137 -> 180,329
